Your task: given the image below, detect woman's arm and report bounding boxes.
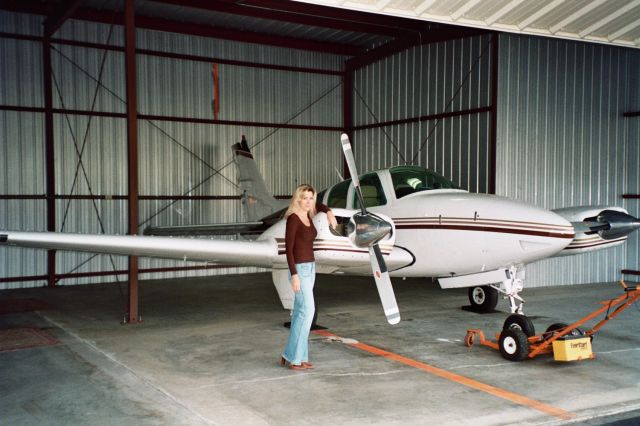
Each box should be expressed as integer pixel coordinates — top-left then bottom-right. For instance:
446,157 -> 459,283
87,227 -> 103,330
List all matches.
285,215 -> 298,276
316,202 -> 338,229
285,215 -> 302,293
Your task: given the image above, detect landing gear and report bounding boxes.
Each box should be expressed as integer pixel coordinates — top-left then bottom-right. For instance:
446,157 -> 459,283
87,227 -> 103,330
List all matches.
501,266 -> 526,314
467,286 -> 499,313
464,266 -> 527,314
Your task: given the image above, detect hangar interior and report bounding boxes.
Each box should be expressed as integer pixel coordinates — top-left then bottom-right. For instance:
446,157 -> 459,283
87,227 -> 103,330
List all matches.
1,0 -> 638,294
1,1 -> 640,425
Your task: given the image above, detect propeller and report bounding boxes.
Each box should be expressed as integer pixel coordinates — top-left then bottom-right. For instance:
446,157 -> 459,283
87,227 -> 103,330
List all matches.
340,133 -> 400,325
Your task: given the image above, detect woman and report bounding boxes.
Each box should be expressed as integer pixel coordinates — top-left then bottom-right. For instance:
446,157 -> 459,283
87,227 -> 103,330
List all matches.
280,184 -> 337,370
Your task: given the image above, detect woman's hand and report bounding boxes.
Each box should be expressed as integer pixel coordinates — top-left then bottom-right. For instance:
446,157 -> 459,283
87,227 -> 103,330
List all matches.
291,274 -> 301,293
327,210 -> 338,230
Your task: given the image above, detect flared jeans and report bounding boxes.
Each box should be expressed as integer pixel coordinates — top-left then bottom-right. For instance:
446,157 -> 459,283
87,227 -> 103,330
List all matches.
282,262 -> 315,365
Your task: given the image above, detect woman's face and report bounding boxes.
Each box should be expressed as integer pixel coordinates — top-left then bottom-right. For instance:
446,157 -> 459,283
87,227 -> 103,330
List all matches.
298,190 -> 314,213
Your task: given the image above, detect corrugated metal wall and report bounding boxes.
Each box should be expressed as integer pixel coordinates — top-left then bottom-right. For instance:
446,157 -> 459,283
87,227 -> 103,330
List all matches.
351,31 -> 638,287
353,35 -> 492,193
2,9 -> 638,290
496,34 -> 639,287
0,12 -> 343,288
0,13 -> 47,287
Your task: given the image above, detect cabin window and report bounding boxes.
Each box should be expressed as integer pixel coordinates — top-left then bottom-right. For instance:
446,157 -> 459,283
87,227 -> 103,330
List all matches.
327,179 -> 351,208
316,189 -> 327,204
352,173 -> 387,209
390,166 -> 458,199
329,215 -> 351,237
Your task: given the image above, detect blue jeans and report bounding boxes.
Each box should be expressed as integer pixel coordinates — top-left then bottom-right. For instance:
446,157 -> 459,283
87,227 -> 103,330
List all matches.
282,262 -> 316,365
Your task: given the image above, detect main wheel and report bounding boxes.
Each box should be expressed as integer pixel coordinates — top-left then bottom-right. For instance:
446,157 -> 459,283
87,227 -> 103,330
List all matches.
468,286 -> 499,313
503,314 -> 536,337
499,328 -> 530,361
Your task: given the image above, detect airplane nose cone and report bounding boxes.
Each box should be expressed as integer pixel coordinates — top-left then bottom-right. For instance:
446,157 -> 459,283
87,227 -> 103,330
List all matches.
347,213 -> 392,247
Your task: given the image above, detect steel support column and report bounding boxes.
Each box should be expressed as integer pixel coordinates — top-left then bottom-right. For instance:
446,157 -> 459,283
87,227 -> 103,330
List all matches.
125,0 -> 140,323
488,33 -> 499,195
43,37 -> 56,287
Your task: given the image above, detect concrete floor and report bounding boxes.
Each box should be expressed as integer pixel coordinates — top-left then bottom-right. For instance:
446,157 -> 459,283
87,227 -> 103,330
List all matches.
1,273 -> 639,425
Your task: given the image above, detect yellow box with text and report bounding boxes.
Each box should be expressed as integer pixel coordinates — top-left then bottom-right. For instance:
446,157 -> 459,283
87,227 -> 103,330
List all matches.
552,336 -> 594,361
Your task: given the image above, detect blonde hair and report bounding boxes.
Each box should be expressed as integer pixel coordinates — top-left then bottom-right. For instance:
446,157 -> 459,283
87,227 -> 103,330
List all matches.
284,184 -> 317,218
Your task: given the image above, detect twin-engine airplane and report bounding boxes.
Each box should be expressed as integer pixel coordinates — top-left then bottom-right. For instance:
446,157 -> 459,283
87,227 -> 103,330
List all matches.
1,134 -> 639,324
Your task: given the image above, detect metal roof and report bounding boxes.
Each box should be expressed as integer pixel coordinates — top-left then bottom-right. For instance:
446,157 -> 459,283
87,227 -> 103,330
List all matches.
3,0 -> 637,60
84,0 -> 392,50
0,0 -> 482,58
295,0 -> 640,49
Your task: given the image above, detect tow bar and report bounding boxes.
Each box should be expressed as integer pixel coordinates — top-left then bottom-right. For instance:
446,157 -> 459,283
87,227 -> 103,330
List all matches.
465,280 -> 640,362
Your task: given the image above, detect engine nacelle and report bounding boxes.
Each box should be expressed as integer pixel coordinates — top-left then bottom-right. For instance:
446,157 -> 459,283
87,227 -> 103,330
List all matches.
552,206 -> 640,256
585,209 -> 640,240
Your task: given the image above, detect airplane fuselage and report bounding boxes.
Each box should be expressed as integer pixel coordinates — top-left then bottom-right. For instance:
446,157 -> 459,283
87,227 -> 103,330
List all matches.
373,191 -> 574,277
316,167 -> 576,278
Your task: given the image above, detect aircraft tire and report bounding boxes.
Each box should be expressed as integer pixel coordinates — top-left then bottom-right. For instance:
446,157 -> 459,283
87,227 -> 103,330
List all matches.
503,314 -> 536,337
499,328 -> 530,362
468,286 -> 498,312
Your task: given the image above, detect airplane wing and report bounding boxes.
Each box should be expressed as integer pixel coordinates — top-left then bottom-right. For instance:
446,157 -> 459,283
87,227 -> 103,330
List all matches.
143,221 -> 266,236
0,231 -> 277,268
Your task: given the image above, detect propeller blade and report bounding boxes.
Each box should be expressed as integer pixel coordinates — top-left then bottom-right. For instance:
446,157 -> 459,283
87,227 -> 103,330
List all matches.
340,133 -> 400,324
340,133 -> 367,214
340,133 -> 360,188
369,244 -> 401,325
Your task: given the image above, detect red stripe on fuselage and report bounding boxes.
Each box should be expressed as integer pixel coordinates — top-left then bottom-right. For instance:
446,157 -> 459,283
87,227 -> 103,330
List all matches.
395,224 -> 574,239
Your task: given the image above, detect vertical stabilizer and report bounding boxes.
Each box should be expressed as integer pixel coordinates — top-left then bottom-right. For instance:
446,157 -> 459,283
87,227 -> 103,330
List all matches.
232,136 -> 287,221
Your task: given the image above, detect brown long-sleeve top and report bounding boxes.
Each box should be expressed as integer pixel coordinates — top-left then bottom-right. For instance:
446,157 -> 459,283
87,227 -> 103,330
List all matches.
285,203 -> 330,275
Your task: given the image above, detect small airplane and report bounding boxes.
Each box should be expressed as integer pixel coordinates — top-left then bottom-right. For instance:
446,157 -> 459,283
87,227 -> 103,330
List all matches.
1,134 -> 639,324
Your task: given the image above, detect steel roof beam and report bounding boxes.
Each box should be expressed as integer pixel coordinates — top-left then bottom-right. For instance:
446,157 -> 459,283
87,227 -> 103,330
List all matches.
130,13 -> 361,56
1,0 -> 361,56
43,0 -> 84,37
151,0 -> 414,38
346,27 -> 488,71
231,0 -> 433,34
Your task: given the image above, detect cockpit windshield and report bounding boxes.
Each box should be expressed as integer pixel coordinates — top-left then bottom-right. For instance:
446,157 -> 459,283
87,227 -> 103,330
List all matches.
390,166 -> 459,199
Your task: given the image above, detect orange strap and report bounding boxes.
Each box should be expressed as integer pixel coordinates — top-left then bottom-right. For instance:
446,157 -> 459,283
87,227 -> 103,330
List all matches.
314,329 -> 574,420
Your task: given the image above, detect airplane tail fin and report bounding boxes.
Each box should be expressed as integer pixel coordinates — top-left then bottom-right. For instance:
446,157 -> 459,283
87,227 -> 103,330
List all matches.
232,136 -> 287,222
